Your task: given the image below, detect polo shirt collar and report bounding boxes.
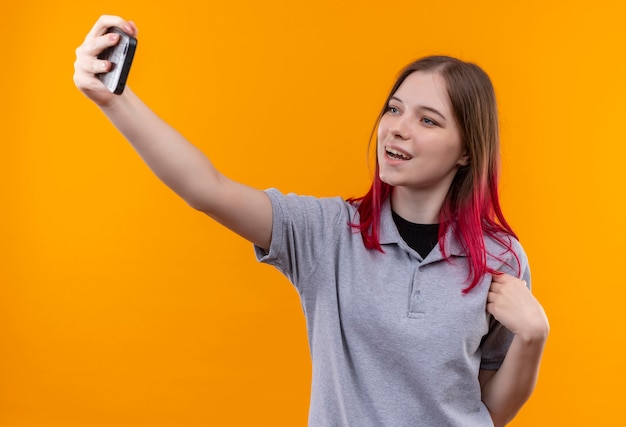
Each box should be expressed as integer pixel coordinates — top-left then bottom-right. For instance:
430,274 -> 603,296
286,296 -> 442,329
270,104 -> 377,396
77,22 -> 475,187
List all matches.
378,196 -> 466,258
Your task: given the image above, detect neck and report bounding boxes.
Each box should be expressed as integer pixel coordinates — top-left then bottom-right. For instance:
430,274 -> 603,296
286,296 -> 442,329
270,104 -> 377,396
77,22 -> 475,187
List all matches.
390,185 -> 449,224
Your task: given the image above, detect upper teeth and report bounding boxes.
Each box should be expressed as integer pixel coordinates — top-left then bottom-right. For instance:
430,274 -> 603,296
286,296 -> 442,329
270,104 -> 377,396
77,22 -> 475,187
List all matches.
386,147 -> 411,160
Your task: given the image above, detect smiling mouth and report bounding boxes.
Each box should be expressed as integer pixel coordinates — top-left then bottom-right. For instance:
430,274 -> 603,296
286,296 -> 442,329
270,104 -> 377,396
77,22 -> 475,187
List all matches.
385,147 -> 412,160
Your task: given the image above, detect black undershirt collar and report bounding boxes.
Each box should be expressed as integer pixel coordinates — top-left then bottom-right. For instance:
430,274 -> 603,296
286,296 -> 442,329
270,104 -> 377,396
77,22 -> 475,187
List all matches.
391,211 -> 439,259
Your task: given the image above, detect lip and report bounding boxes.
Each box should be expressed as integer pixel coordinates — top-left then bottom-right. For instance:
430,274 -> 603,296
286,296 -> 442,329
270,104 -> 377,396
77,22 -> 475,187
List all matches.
383,144 -> 413,162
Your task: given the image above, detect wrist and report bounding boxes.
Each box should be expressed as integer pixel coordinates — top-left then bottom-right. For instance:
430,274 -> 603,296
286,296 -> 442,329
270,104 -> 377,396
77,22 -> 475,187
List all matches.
99,88 -> 133,114
516,321 -> 549,345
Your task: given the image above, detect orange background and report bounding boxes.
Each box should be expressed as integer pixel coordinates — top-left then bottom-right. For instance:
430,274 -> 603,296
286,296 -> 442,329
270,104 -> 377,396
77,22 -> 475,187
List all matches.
2,0 -> 625,425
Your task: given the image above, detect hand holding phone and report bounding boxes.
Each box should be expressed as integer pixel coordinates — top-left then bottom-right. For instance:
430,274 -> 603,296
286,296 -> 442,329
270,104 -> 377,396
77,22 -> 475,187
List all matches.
97,27 -> 137,95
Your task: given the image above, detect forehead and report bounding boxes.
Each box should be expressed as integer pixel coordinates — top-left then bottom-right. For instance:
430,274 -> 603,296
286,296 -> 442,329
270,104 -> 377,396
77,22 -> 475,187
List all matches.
393,71 -> 452,113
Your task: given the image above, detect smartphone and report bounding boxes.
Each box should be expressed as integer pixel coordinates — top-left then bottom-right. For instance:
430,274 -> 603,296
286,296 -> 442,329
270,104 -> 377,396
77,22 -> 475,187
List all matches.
97,27 -> 137,95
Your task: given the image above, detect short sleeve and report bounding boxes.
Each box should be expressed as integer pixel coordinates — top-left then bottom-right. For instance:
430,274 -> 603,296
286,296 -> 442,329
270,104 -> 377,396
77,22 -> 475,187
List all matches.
254,188 -> 347,289
480,243 -> 531,370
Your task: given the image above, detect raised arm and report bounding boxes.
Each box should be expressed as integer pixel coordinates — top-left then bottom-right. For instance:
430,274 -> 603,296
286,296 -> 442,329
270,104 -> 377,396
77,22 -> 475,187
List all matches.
73,15 -> 272,250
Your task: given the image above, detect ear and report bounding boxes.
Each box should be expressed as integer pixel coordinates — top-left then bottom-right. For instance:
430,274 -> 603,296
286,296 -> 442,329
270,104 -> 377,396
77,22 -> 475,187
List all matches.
457,150 -> 470,167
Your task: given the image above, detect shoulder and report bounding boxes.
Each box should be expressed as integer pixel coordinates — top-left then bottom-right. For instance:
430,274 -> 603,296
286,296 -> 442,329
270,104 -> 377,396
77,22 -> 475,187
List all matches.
484,231 -> 525,256
484,230 -> 529,274
264,188 -> 356,225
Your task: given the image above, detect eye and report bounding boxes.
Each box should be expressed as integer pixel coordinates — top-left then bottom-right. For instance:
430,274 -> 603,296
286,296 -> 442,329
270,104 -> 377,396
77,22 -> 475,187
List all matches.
421,117 -> 438,126
386,105 -> 401,115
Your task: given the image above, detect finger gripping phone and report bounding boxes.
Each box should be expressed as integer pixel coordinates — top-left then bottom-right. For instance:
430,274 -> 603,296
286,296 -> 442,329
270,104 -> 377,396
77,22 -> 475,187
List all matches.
97,27 -> 137,95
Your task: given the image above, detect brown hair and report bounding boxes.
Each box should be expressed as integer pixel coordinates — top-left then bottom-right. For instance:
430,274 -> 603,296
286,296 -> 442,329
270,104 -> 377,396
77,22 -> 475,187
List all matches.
350,56 -> 518,292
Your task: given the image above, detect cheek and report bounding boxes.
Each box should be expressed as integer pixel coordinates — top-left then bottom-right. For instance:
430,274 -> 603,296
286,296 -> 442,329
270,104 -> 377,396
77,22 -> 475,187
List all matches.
376,124 -> 386,142
376,144 -> 384,167
376,126 -> 386,153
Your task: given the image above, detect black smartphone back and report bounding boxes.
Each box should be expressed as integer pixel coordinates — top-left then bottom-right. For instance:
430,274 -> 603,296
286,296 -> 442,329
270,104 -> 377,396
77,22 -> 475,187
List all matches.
97,27 -> 137,95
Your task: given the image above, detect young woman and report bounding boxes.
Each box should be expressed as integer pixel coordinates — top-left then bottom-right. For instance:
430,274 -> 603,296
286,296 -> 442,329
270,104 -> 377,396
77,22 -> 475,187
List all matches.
74,15 -> 549,427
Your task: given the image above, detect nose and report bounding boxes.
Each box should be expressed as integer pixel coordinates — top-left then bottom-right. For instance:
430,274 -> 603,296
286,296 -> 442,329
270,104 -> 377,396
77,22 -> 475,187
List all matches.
389,114 -> 410,140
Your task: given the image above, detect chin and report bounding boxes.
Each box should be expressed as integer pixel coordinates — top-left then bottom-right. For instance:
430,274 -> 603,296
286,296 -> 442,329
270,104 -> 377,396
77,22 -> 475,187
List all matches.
378,171 -> 399,187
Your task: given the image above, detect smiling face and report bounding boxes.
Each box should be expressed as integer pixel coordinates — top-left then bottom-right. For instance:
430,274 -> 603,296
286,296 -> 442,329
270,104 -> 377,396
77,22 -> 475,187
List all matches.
377,71 -> 468,195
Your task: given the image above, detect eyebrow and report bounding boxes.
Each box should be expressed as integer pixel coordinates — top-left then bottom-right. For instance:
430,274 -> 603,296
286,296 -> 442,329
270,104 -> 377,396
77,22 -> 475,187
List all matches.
389,96 -> 447,121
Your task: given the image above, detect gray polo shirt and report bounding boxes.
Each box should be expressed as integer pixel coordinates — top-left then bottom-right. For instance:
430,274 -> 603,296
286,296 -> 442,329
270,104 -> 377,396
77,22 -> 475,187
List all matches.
255,189 -> 530,427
